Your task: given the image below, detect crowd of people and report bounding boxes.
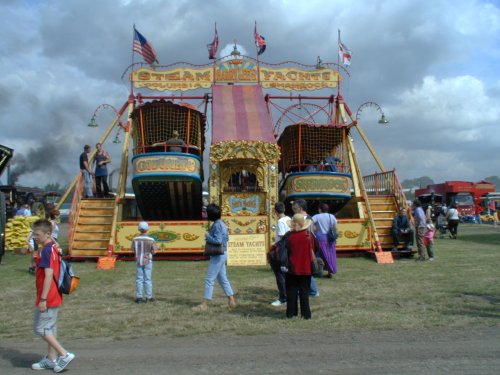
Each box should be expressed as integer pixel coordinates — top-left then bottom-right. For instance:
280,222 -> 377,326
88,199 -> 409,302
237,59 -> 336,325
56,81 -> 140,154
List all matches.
391,200 -> 469,262
20,191 -> 497,372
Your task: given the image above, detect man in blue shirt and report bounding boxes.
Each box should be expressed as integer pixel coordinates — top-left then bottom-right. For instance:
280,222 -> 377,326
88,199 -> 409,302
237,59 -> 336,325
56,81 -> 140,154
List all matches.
391,208 -> 414,251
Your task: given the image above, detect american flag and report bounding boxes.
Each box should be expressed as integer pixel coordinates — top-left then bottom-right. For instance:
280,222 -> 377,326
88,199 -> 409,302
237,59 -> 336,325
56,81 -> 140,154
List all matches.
207,26 -> 219,59
133,27 -> 159,65
254,24 -> 266,56
339,41 -> 351,66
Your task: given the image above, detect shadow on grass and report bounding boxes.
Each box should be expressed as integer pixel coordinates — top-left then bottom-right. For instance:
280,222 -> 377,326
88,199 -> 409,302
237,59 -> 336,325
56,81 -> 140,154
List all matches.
458,292 -> 500,305
230,286 -> 288,319
444,306 -> 500,319
445,292 -> 500,320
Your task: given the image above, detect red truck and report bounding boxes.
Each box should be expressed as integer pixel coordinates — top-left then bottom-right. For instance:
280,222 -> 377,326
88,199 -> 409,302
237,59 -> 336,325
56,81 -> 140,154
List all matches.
415,180 -> 495,217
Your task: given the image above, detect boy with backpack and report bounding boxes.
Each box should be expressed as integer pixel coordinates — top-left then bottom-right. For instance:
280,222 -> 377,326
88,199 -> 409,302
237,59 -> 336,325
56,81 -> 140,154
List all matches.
31,219 -> 75,372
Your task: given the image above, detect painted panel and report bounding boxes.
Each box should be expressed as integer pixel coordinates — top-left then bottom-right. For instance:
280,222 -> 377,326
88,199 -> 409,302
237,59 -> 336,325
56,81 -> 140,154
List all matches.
336,219 -> 372,250
285,174 -> 351,195
115,221 -> 207,253
132,154 -> 200,177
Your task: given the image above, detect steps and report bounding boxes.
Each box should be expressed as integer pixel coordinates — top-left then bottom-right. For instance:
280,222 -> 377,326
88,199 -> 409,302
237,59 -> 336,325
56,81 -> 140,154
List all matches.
70,198 -> 115,257
367,195 -> 400,250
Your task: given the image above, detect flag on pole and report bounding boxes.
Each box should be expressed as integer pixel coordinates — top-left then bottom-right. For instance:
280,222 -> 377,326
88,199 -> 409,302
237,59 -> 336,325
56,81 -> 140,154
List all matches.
338,40 -> 351,66
254,24 -> 266,56
207,25 -> 219,59
133,27 -> 159,65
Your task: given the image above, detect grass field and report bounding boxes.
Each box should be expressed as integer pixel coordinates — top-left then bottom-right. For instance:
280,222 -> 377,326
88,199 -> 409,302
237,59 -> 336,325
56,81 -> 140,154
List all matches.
1,224 -> 499,341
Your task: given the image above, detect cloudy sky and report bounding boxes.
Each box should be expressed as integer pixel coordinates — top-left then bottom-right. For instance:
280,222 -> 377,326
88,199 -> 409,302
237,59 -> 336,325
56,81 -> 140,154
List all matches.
1,0 -> 499,189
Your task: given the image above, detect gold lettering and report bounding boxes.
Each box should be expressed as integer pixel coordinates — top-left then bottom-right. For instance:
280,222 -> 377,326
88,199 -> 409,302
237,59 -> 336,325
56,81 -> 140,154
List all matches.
183,71 -> 194,81
262,70 -> 274,80
166,72 -> 181,81
274,72 -> 285,81
286,71 -> 297,81
195,71 -> 211,81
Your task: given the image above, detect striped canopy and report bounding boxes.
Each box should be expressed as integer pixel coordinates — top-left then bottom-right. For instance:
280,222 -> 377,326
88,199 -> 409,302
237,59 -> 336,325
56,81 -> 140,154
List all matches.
212,84 -> 276,144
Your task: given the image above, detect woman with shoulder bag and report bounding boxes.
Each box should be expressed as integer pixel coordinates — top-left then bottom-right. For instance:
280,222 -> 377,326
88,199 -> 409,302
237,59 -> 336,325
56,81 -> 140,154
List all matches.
312,203 -> 338,278
194,204 -> 236,312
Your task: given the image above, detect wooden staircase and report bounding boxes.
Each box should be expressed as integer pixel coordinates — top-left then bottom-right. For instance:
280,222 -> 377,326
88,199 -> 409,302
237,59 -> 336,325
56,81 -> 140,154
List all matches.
70,198 -> 114,257
366,195 -> 398,250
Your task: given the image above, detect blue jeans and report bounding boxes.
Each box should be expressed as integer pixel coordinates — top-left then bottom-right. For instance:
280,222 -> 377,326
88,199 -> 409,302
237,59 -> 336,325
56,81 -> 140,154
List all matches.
83,170 -> 93,197
310,276 -> 318,296
204,252 -> 234,300
136,263 -> 153,299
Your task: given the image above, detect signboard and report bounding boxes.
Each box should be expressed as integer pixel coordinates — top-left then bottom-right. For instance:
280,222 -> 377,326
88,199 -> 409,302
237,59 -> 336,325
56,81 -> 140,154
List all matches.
132,154 -> 200,176
227,233 -> 267,266
114,221 -> 207,253
260,67 -> 339,91
131,59 -> 341,92
222,193 -> 266,215
285,174 -> 351,196
132,67 -> 213,91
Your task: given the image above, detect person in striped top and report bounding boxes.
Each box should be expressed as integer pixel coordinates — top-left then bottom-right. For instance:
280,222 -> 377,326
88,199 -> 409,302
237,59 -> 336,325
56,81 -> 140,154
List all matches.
131,222 -> 158,303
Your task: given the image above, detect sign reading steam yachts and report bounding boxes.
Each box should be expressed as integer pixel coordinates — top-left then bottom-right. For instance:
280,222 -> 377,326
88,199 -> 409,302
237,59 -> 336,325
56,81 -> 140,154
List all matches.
131,59 -> 341,92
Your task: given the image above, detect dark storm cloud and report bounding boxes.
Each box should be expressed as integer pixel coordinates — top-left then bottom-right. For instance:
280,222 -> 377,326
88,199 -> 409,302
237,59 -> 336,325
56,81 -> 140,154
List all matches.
1,0 -> 499,187
10,139 -> 71,184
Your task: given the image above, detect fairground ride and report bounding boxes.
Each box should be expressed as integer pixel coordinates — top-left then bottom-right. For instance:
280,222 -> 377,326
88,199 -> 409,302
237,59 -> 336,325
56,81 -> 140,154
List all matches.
60,41 -> 411,265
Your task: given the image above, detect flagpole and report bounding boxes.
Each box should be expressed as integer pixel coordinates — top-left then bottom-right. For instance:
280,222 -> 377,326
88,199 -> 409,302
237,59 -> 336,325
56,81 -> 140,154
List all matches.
130,25 -> 136,96
337,29 -> 341,97
213,22 -> 217,85
255,21 -> 261,84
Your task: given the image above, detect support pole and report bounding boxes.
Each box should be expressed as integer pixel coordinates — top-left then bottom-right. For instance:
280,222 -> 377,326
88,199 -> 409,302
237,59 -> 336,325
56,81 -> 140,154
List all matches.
354,123 -> 386,173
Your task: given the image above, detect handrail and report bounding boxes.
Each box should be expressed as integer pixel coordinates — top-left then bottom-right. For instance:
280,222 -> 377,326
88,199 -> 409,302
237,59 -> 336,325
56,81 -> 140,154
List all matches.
133,144 -> 202,157
68,174 -> 83,255
363,170 -> 413,225
393,170 -> 414,226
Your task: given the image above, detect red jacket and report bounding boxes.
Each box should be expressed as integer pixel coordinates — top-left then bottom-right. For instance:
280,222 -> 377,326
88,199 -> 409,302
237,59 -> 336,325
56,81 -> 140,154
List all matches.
287,230 -> 314,275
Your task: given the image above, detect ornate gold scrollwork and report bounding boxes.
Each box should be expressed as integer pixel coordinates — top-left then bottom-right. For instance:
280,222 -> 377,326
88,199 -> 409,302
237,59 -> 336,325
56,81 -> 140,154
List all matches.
210,140 -> 281,163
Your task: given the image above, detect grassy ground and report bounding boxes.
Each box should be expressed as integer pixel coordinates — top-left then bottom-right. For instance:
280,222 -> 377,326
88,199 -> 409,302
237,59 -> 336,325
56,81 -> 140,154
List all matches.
1,224 -> 499,342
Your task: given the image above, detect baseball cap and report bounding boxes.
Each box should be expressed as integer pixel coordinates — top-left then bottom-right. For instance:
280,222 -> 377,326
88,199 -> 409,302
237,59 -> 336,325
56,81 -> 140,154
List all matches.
138,221 -> 149,231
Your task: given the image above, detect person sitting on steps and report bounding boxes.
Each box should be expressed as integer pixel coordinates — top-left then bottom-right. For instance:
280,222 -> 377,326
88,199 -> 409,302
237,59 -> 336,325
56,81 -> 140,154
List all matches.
391,208 -> 414,251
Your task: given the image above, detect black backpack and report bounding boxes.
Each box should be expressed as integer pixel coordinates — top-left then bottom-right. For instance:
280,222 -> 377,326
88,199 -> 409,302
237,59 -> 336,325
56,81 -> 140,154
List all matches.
276,231 -> 291,270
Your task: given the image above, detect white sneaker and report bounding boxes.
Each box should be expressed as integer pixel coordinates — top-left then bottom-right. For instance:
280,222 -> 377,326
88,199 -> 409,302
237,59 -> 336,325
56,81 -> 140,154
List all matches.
270,300 -> 285,306
429,257 -> 434,261
54,352 -> 75,373
31,356 -> 56,370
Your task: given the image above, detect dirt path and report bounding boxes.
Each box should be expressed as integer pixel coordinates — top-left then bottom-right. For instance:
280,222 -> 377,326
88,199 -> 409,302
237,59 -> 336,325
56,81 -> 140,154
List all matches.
1,327 -> 499,374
